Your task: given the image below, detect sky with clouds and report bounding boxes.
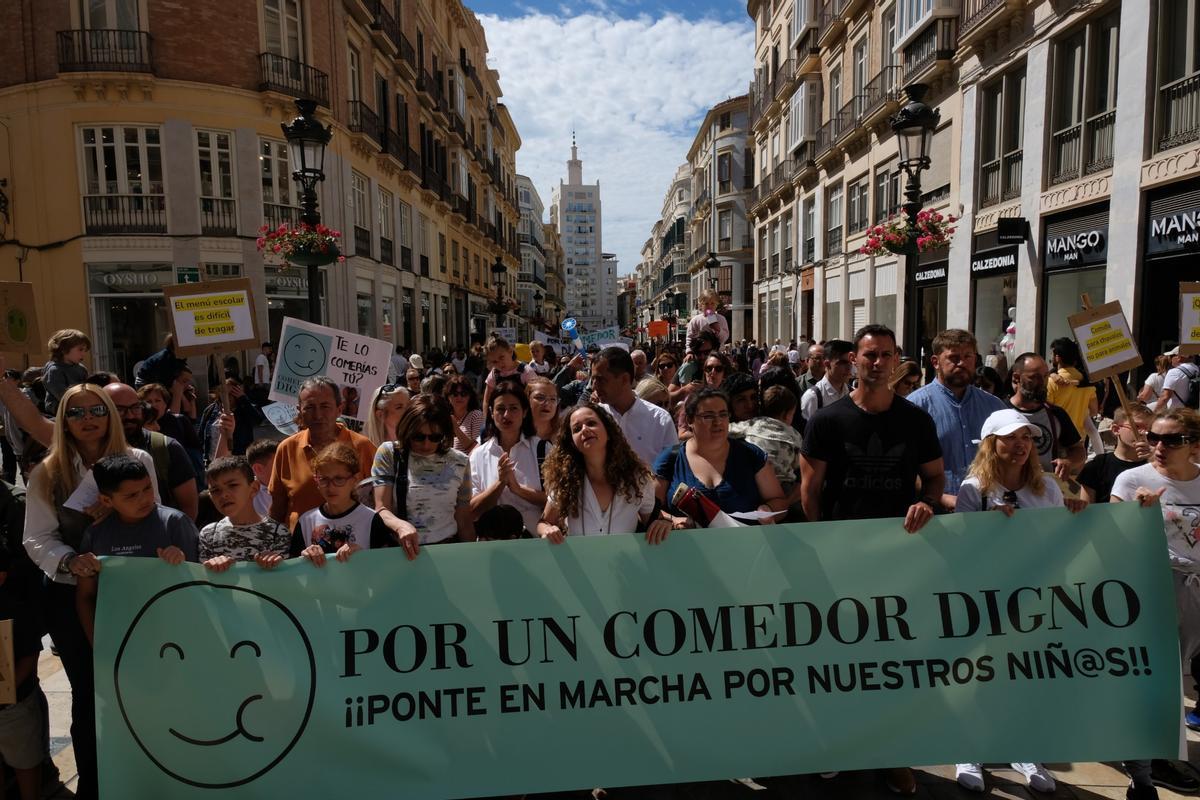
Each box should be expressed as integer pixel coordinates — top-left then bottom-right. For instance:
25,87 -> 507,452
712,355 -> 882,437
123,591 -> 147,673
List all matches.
474,3 -> 755,277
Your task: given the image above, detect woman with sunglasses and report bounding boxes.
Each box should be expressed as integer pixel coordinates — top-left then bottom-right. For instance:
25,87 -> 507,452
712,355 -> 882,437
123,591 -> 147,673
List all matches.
655,387 -> 787,523
526,376 -> 562,442
371,395 -> 474,559
1111,408 -> 1200,736
889,359 -> 922,398
443,375 -> 484,454
538,403 -> 671,544
702,352 -> 734,389
363,383 -> 412,447
652,353 -> 678,387
952,407 -> 1085,794
22,383 -> 161,800
470,384 -> 548,535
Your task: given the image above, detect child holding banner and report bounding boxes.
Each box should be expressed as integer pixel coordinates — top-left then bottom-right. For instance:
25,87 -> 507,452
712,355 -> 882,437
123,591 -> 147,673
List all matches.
198,456 -> 289,572
290,443 -> 395,564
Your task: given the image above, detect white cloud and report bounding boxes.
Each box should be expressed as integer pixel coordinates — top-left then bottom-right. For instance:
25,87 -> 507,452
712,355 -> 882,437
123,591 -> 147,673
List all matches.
477,11 -> 754,277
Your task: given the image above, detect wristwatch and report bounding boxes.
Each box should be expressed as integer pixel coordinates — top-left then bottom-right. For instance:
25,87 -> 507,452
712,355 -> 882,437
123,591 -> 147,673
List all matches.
57,552 -> 78,575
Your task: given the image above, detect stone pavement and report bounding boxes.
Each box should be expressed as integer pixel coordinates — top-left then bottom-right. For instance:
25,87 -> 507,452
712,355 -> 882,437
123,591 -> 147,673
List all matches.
34,640 -> 1200,799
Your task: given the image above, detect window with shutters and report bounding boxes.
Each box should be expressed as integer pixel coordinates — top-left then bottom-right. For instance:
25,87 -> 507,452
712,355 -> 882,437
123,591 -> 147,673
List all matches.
1155,0 -> 1200,152
1049,11 -> 1119,183
717,152 -> 732,194
978,67 -> 1025,208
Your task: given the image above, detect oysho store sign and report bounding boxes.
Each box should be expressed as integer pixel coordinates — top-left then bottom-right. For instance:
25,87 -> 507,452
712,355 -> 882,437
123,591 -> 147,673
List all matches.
1044,224 -> 1108,270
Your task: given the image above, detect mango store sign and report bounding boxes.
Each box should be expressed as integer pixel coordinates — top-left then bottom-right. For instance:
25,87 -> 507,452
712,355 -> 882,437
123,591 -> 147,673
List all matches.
268,317 -> 390,422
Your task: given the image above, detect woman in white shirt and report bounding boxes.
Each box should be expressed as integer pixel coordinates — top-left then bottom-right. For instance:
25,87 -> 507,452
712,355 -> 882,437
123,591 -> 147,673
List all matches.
537,403 -> 671,543
1137,354 -> 1171,404
22,383 -> 158,800
953,408 -> 1086,795
469,384 -> 547,535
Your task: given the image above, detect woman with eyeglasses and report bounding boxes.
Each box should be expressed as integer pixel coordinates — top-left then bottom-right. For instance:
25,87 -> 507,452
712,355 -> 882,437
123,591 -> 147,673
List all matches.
443,374 -> 484,454
953,407 -> 1085,794
1111,408 -> 1200,738
538,403 -> 671,544
654,387 -> 787,523
469,384 -> 548,535
371,395 -> 474,559
526,376 -> 562,442
22,383 -> 161,800
363,383 -> 411,447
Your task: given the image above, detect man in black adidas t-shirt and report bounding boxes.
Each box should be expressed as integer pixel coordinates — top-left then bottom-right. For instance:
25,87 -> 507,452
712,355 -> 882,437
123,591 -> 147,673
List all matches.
800,325 -> 944,527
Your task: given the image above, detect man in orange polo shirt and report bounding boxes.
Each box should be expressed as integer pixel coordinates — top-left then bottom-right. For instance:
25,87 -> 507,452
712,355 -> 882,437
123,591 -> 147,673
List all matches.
269,377 -> 378,528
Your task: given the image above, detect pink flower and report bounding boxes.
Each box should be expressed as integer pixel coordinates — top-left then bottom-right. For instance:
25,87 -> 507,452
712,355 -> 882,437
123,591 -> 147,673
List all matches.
337,255 -> 346,263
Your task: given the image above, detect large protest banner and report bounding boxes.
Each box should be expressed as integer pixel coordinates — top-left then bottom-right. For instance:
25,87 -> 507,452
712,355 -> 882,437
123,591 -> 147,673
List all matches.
268,316 -> 391,421
95,504 -> 1179,798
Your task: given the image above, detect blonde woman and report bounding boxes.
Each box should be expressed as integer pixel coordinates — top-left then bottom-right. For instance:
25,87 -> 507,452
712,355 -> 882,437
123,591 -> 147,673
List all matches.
952,407 -> 1085,794
888,359 -> 922,398
1137,354 -> 1171,404
22,383 -> 159,800
363,383 -> 411,447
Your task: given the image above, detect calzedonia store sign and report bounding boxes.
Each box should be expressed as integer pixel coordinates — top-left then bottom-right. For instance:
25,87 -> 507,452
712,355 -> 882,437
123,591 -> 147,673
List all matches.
971,246 -> 1018,276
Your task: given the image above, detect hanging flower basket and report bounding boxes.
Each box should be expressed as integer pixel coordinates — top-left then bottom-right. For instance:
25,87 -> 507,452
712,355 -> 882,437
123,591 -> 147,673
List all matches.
859,210 -> 957,258
256,223 -> 346,268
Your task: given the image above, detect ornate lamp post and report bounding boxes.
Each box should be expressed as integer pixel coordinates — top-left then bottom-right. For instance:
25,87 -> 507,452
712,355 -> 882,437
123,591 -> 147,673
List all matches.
704,252 -> 721,292
280,98 -> 334,324
490,255 -> 508,329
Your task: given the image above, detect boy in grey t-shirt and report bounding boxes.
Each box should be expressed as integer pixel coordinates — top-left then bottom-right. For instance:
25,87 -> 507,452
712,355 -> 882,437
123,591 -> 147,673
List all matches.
75,454 -> 198,647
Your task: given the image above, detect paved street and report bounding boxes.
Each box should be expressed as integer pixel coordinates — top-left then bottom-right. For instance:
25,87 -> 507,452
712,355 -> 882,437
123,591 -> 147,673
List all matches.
35,642 -> 1200,798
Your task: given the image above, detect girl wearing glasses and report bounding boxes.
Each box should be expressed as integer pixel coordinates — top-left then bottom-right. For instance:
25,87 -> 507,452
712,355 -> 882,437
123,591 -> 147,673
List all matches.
291,442 -> 394,564
953,407 -> 1086,794
526,377 -> 562,442
1111,408 -> 1200,735
371,395 -> 474,558
363,383 -> 411,447
22,382 -> 161,800
443,375 -> 484,454
470,384 -> 548,535
538,403 -> 671,543
654,387 -> 787,523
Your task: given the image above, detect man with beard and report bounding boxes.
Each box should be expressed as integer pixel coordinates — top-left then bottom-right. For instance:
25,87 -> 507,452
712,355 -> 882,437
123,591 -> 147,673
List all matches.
907,329 -> 1005,509
102,382 -> 199,520
1007,352 -> 1084,478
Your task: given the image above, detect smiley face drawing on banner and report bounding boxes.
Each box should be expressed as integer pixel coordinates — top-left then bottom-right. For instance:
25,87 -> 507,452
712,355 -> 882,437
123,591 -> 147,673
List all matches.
281,332 -> 330,378
112,582 -> 316,788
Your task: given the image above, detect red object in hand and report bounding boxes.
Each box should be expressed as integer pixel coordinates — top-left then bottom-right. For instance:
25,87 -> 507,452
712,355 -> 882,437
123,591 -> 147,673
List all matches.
671,484 -> 723,528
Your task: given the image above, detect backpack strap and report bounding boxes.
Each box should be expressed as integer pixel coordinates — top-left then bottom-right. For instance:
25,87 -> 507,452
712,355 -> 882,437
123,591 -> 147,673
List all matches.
536,438 -> 549,489
391,444 -> 410,520
145,431 -> 174,503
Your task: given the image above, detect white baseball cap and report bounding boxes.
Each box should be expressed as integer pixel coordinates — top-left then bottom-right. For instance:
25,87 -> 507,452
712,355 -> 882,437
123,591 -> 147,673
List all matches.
976,408 -> 1042,442
1165,346 -> 1180,356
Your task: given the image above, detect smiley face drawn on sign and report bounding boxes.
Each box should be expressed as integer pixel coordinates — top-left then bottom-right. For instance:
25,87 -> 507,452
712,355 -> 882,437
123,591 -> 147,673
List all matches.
6,309 -> 28,343
113,582 -> 316,788
282,332 -> 328,377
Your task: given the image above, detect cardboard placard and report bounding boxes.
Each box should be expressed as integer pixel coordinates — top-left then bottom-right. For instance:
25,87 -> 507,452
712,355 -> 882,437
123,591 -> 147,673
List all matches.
162,278 -> 260,357
1068,300 -> 1143,381
648,320 -> 669,338
0,618 -> 13,705
1181,282 -> 1200,357
0,282 -> 42,355
489,327 -> 517,344
268,317 -> 391,422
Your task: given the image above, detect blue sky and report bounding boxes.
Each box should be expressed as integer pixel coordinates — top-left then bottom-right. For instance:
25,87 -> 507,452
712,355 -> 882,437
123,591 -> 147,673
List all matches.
474,3 -> 755,277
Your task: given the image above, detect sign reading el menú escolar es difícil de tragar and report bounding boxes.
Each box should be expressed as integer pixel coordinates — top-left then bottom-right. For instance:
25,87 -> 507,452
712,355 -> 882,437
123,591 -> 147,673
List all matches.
93,504 -> 1181,798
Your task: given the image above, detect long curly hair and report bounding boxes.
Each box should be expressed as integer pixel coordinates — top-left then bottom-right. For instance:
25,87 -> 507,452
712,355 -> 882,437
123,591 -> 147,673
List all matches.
542,403 -> 650,520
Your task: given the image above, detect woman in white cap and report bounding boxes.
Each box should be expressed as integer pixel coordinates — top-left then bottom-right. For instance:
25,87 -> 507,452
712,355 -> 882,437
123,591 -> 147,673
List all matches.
952,407 -> 1086,794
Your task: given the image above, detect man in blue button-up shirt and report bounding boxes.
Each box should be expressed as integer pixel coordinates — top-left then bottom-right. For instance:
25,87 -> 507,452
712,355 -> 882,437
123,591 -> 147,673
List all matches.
907,329 -> 1006,509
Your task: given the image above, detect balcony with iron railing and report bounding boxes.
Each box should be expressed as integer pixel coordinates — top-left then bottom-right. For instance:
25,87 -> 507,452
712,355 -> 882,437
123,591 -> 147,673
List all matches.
860,66 -> 904,126
1050,110 -> 1115,185
817,0 -> 849,49
57,29 -> 153,73
1156,71 -> 1200,153
960,0 -> 1020,48
200,198 -> 237,235
398,33 -> 417,78
902,18 -> 958,84
813,118 -> 836,163
84,194 -> 166,235
348,100 -> 383,149
259,53 -> 330,107
825,226 -> 843,256
380,236 -> 394,266
263,202 -> 301,230
803,237 -> 816,263
774,59 -> 795,101
794,26 -> 821,74
384,129 -> 409,168
369,0 -> 401,54
354,226 -> 371,258
833,96 -> 863,145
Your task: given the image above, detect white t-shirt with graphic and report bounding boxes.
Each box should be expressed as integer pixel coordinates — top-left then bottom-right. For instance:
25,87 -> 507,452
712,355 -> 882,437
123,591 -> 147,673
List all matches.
291,503 -> 392,555
1111,463 -> 1200,572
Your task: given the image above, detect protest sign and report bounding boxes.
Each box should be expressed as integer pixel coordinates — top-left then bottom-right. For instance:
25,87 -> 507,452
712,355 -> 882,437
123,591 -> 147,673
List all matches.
162,278 -> 259,358
533,331 -> 571,352
648,320 -> 669,338
94,504 -> 1178,799
1181,282 -> 1200,356
0,282 -> 41,355
1068,300 -> 1142,381
261,402 -> 299,436
579,326 -> 620,348
489,327 -> 517,343
268,317 -> 390,421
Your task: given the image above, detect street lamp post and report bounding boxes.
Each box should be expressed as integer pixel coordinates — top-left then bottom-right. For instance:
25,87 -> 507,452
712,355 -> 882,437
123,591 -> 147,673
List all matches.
280,98 -> 334,324
889,84 -> 940,354
704,252 -> 721,292
491,255 -> 507,330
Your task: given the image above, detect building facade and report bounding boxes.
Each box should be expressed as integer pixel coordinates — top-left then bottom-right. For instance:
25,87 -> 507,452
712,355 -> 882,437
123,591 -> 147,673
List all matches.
639,164 -> 693,341
686,95 -> 755,342
516,174 -> 546,341
542,220 -> 566,330
551,138 -> 613,331
0,0 -> 522,382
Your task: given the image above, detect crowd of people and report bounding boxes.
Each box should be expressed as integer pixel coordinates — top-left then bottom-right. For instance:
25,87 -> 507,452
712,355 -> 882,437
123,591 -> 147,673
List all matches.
0,319 -> 1198,800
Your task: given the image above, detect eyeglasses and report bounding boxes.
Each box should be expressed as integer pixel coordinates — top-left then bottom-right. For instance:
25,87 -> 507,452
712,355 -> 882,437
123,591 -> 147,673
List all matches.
65,404 -> 109,420
695,411 -> 730,424
704,364 -> 725,373
530,394 -> 558,406
1147,432 -> 1196,448
409,432 -> 445,444
313,474 -> 354,487
449,388 -> 471,397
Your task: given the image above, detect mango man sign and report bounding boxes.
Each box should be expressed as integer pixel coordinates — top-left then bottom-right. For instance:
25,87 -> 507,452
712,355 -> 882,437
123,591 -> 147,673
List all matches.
94,504 -> 1180,798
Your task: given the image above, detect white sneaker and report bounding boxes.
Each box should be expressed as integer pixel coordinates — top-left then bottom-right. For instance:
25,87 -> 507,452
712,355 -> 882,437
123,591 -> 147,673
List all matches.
956,763 -> 985,792
1012,762 -> 1056,793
